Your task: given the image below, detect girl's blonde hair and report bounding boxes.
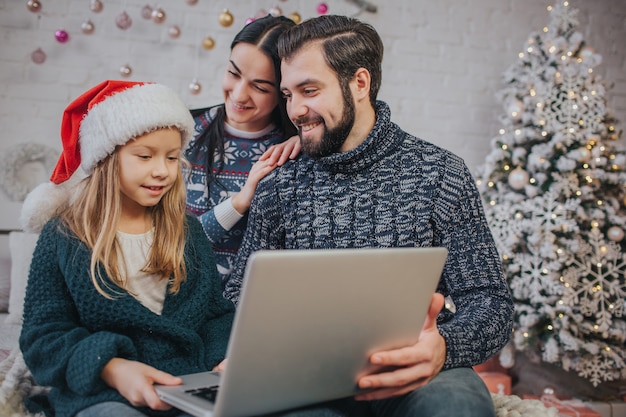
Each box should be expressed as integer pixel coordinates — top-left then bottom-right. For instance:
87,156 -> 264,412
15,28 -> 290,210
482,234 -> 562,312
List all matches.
60,134 -> 188,298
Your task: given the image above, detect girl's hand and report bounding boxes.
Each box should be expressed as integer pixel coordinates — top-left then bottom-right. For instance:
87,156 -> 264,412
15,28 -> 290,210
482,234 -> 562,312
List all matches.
213,359 -> 228,372
101,358 -> 182,411
260,135 -> 301,166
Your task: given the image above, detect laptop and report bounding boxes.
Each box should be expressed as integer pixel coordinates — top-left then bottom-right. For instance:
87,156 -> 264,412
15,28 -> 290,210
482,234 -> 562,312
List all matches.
156,246 -> 448,417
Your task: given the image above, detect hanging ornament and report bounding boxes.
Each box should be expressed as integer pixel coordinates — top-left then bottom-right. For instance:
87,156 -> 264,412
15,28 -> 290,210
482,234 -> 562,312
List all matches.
508,99 -> 524,121
268,6 -> 283,17
508,167 -> 529,190
90,0 -> 103,13
316,3 -> 328,14
141,5 -> 153,20
245,17 -> 256,25
26,0 -> 42,13
186,0 -> 198,4
289,12 -> 302,24
202,36 -> 215,50
254,9 -> 268,19
81,20 -> 95,35
55,29 -> 70,43
607,226 -> 624,242
579,45 -> 595,60
577,147 -> 591,163
31,47 -> 46,64
218,9 -> 234,27
168,25 -> 181,39
151,7 -> 166,24
116,11 -> 132,30
119,64 -> 132,77
188,79 -> 202,95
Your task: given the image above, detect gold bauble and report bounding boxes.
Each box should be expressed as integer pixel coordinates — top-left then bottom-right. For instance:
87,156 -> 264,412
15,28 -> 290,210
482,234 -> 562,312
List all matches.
202,36 -> 216,50
289,12 -> 301,24
218,9 -> 234,27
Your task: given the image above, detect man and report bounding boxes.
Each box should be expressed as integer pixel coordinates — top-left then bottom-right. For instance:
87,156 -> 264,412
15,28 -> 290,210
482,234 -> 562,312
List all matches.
224,14 -> 514,417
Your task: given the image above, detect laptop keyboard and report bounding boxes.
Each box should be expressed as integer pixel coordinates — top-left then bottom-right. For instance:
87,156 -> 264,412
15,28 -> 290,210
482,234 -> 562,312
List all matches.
185,385 -> 220,403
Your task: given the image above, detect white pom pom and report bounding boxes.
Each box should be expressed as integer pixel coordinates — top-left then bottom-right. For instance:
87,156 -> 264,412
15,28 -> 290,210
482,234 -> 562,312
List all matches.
20,182 -> 72,232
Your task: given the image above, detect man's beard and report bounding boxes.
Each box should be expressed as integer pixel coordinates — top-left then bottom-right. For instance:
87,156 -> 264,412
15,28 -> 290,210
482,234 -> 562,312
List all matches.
298,85 -> 355,159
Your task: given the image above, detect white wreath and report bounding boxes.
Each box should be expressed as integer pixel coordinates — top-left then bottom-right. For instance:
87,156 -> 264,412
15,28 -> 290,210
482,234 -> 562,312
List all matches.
0,143 -> 59,202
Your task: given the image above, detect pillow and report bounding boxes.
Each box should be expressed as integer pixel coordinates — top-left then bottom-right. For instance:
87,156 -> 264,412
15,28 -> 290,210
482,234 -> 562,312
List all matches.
6,231 -> 40,324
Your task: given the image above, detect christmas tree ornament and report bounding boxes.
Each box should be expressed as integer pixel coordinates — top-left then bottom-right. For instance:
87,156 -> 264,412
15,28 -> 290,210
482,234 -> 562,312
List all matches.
576,147 -> 591,162
254,9 -> 268,19
268,6 -> 283,17
151,8 -> 166,24
507,167 -> 529,190
81,20 -> 95,35
26,0 -> 42,13
579,45 -> 594,60
508,99 -> 524,121
55,29 -> 69,43
31,47 -> 46,64
317,3 -> 328,14
141,5 -> 153,20
218,9 -> 234,27
245,17 -> 256,25
201,36 -> 215,50
188,79 -> 202,95
607,226 -> 624,242
289,12 -> 302,24
119,64 -> 132,77
115,11 -> 132,30
168,25 -> 181,39
90,0 -> 103,13
186,0 -> 198,5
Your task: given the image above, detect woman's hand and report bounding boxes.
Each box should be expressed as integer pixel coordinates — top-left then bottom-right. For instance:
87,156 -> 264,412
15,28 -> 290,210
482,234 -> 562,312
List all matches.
101,358 -> 182,411
260,135 -> 301,166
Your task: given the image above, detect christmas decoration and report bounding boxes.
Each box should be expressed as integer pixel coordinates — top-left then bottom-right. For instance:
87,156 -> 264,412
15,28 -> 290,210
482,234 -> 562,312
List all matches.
141,5 -> 153,20
268,6 -> 283,17
168,25 -> 181,39
54,29 -> 69,43
26,0 -> 41,13
30,47 -> 46,64
317,3 -> 329,15
151,7 -> 166,24
188,79 -> 202,95
476,1 -> 626,387
89,0 -> 103,13
119,64 -> 132,78
115,11 -> 132,30
218,9 -> 234,27
186,0 -> 198,5
289,12 -> 302,24
201,36 -> 215,50
81,20 -> 95,35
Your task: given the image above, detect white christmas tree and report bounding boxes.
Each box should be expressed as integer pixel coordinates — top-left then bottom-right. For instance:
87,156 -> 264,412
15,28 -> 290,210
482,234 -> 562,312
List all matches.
476,1 -> 626,387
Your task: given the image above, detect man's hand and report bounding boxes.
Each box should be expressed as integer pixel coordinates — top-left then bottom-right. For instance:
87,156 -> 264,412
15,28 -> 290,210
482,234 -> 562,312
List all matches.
101,358 -> 182,411
355,293 -> 446,401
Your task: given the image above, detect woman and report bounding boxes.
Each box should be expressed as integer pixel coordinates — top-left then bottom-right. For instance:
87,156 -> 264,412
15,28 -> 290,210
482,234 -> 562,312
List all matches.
184,15 -> 299,281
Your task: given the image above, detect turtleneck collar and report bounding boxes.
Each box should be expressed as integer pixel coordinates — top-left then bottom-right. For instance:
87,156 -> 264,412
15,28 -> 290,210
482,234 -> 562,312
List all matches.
314,101 -> 401,174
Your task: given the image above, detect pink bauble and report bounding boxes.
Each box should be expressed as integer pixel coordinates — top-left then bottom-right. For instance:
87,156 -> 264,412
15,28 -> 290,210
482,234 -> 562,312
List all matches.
55,29 -> 70,43
317,3 -> 328,14
152,8 -> 167,24
26,0 -> 42,13
245,18 -> 256,25
141,5 -> 153,19
81,20 -> 95,35
90,0 -> 103,13
607,226 -> 624,242
116,11 -> 132,30
31,48 -> 46,64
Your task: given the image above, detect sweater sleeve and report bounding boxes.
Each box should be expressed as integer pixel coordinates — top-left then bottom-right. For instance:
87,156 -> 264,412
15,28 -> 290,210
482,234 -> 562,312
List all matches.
19,220 -> 138,396
197,198 -> 243,243
432,156 -> 514,369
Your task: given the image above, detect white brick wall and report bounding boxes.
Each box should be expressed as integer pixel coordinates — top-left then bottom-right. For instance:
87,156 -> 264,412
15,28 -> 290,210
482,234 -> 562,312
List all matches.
0,0 -> 625,229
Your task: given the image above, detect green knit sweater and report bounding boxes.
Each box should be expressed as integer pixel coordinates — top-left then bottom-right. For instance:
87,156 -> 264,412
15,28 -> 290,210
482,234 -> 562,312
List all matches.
19,214 -> 234,417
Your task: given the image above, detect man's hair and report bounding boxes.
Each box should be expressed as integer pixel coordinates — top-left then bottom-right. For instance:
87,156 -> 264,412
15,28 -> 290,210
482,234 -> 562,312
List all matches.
278,15 -> 383,106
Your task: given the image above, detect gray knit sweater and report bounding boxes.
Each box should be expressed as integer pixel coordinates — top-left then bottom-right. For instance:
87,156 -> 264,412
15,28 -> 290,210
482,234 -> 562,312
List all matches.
224,101 -> 514,369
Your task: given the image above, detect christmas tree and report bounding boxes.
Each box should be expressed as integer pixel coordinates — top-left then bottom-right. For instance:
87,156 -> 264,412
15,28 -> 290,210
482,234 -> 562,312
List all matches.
476,1 -> 626,386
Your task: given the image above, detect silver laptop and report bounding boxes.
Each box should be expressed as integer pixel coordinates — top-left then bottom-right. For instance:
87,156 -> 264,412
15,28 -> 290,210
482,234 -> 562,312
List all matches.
156,247 -> 448,417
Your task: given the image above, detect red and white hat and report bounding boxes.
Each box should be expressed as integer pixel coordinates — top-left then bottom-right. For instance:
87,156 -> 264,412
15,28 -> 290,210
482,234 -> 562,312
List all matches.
20,79 -> 195,232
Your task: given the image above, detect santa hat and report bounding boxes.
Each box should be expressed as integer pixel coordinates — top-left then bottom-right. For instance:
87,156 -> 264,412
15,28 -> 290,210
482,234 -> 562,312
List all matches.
20,79 -> 195,232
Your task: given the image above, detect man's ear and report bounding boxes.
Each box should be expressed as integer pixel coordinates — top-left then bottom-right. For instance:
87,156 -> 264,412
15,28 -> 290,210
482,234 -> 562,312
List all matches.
351,68 -> 371,102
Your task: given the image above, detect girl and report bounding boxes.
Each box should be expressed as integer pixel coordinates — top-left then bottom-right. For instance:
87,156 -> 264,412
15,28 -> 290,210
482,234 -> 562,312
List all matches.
19,80 -> 234,417
184,15 -> 300,280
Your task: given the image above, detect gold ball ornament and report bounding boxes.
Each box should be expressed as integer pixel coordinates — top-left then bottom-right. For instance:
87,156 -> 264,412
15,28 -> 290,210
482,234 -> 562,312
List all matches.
289,12 -> 302,24
202,36 -> 215,50
26,0 -> 42,13
218,10 -> 234,27
119,64 -> 132,78
152,8 -> 167,24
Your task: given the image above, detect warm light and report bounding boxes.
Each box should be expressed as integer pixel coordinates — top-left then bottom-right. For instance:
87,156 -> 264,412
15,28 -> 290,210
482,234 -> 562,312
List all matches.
519,52 -> 525,58
489,200 -> 496,206
503,165 -> 511,171
543,27 -> 549,33
530,89 -> 536,96
515,129 -> 521,135
499,129 -> 506,135
529,178 -> 536,184
597,200 -> 603,206
502,144 -> 508,150
488,181 -> 495,187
